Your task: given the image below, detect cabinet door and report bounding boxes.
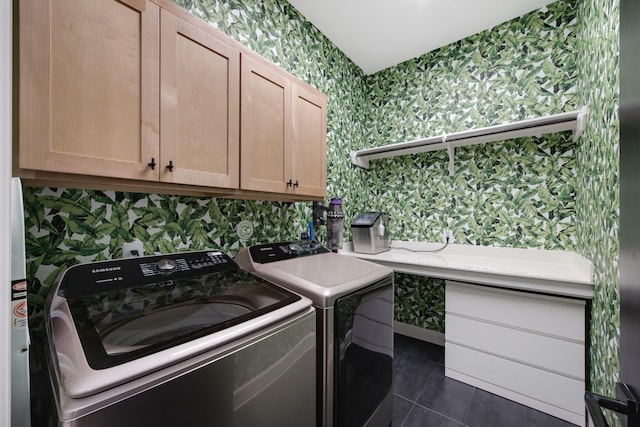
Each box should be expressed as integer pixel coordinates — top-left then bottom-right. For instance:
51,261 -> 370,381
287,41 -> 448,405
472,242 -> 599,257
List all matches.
19,0 -> 160,181
160,10 -> 240,188
240,55 -> 292,194
291,84 -> 327,198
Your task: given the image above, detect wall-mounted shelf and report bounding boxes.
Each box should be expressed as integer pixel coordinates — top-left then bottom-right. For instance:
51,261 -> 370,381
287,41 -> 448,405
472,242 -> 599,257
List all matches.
350,107 -> 588,175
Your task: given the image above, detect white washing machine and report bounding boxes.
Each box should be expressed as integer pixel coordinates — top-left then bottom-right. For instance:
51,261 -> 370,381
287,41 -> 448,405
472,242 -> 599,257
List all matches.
45,250 -> 316,426
236,241 -> 394,427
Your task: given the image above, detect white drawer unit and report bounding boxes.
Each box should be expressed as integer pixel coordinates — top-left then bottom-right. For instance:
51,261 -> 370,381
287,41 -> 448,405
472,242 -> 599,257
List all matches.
445,280 -> 587,426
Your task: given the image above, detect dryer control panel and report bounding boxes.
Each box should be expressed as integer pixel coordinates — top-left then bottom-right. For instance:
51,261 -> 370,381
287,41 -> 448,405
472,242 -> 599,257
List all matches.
249,241 -> 329,264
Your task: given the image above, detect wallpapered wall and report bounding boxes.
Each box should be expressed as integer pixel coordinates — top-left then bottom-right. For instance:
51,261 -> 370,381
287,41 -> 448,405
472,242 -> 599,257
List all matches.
351,1 -> 580,332
355,3 -> 578,246
22,0 -> 619,403
575,0 -> 620,402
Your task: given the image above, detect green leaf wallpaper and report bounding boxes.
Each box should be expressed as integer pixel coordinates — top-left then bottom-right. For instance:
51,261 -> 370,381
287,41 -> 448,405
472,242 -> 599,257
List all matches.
21,0 -> 620,410
576,0 -> 621,405
354,1 -> 579,248
394,275 -> 446,333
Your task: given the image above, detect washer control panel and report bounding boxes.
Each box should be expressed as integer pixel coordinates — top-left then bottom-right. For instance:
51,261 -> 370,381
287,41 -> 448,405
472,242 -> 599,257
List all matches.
138,251 -> 230,278
58,250 -> 237,298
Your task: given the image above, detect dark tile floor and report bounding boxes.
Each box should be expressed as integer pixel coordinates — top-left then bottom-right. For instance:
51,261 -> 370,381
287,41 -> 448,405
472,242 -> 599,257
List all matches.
393,334 -> 579,427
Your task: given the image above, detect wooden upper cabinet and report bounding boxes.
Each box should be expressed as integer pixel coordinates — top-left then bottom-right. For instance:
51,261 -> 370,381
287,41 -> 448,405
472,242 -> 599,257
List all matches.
240,55 -> 327,197
18,0 -> 325,199
19,0 -> 161,181
160,9 -> 240,188
240,55 -> 292,194
291,84 -> 327,198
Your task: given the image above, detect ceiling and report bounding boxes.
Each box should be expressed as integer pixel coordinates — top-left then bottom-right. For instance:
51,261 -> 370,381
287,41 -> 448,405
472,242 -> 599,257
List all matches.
286,0 -> 558,75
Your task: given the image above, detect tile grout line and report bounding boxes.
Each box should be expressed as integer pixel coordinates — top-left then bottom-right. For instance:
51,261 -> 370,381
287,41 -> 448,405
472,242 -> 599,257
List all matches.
461,385 -> 478,427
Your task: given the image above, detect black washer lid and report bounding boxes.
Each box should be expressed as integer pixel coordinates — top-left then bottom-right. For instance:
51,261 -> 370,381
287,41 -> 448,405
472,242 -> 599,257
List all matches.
52,251 -> 300,370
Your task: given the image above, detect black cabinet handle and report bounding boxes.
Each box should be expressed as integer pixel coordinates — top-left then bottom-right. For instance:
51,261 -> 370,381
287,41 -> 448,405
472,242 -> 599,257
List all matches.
148,158 -> 156,170
167,160 -> 174,172
293,180 -> 299,188
287,179 -> 293,187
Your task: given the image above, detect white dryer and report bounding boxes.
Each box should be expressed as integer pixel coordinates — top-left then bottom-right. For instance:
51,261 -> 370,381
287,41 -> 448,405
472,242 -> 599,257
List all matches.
236,241 -> 394,427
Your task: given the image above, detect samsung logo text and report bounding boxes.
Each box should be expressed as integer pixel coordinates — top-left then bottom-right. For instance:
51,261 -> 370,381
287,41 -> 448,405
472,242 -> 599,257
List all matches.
92,266 -> 122,273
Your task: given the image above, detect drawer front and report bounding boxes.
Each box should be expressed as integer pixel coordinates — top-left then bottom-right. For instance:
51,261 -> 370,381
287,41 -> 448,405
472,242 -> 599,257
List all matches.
445,314 -> 585,379
445,281 -> 585,341
446,343 -> 585,417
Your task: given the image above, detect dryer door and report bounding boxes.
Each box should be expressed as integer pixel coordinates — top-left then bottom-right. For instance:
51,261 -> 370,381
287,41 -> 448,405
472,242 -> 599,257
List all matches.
334,276 -> 394,427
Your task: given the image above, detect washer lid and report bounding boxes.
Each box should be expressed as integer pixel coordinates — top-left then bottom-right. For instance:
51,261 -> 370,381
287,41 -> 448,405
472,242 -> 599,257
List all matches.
67,269 -> 300,370
48,251 -> 304,376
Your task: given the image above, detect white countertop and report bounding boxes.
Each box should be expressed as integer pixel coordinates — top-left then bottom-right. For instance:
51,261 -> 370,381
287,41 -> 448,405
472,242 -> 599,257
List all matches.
339,241 -> 594,299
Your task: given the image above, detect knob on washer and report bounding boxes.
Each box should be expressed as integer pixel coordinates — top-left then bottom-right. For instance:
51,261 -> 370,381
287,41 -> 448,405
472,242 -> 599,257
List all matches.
157,259 -> 177,272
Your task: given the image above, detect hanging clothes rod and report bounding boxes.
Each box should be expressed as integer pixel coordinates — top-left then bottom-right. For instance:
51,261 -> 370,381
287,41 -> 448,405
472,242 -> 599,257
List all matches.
351,107 -> 587,174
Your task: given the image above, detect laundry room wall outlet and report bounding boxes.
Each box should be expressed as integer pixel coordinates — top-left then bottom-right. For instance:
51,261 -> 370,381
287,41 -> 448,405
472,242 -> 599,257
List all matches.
122,240 -> 144,258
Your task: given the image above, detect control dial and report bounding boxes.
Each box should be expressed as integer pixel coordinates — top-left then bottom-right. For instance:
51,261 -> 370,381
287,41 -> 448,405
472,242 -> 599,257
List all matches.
156,258 -> 177,273
288,243 -> 302,253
